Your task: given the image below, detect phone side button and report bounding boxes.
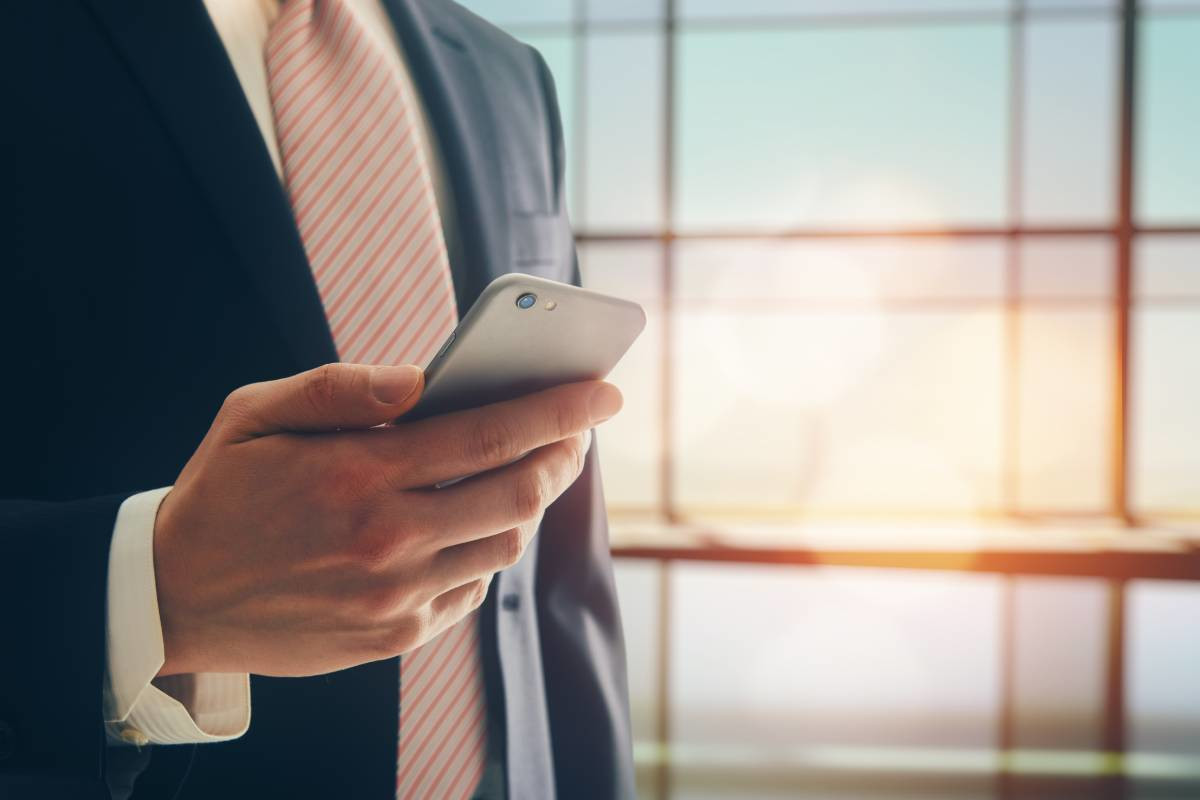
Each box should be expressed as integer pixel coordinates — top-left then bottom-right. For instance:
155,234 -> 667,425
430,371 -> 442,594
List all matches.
435,332 -> 455,359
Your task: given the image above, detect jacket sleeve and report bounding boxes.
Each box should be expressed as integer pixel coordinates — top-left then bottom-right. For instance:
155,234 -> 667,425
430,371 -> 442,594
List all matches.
0,494 -> 139,799
0,32 -> 151,790
528,46 -> 638,800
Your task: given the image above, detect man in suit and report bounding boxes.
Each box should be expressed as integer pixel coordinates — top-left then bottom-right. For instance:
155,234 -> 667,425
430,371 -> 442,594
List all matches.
0,0 -> 636,798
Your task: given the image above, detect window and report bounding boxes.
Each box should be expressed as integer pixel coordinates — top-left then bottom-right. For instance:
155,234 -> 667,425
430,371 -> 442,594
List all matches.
455,3 -> 1200,798
457,0 -> 1200,524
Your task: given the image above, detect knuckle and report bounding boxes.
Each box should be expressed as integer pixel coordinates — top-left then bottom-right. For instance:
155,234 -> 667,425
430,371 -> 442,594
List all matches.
357,583 -> 401,622
303,363 -> 343,415
406,608 -> 433,650
470,578 -> 489,609
376,615 -> 424,658
567,434 -> 588,478
468,415 -> 518,468
512,470 -> 547,522
374,448 -> 414,495
348,523 -> 398,569
219,384 -> 256,421
494,528 -> 525,569
553,397 -> 582,439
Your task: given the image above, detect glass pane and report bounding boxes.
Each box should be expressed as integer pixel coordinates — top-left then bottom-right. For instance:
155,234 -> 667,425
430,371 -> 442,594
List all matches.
1012,578 -> 1107,750
582,33 -> 664,231
671,564 -> 1002,752
674,239 -> 1006,303
675,25 -> 1009,231
1016,309 -> 1113,510
1137,17 -> 1200,224
579,243 -> 663,511
452,0 -> 573,26
673,306 -> 1005,514
586,0 -> 665,22
612,560 -> 660,749
1131,308 -> 1200,514
680,0 -> 1008,17
1021,19 -> 1118,224
1128,581 -> 1200,755
1134,235 -> 1200,300
580,241 -> 663,301
522,34 -> 578,218
1019,237 -> 1113,299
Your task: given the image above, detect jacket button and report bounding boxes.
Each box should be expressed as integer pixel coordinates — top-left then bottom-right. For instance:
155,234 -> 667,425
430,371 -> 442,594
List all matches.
0,720 -> 16,762
501,593 -> 520,611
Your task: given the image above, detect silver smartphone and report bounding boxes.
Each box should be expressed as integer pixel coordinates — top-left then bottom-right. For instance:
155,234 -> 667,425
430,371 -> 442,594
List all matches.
404,273 -> 646,421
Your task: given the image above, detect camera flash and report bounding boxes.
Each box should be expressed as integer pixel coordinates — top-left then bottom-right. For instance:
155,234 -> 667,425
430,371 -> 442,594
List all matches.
544,300 -> 557,311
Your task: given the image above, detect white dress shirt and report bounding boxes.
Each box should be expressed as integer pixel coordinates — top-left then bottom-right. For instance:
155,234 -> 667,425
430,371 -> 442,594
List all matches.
103,0 -> 455,746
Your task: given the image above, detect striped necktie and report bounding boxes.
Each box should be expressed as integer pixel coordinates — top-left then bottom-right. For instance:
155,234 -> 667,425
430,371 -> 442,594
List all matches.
265,2 -> 488,797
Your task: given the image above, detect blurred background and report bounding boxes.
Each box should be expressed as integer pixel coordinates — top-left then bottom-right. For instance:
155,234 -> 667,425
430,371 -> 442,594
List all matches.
458,1 -> 1199,798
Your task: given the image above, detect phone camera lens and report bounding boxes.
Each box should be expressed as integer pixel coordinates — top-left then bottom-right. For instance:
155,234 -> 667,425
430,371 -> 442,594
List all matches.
516,292 -> 537,309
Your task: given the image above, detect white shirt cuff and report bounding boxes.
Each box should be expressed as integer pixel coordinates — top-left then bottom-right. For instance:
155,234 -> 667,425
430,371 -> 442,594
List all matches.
104,487 -> 251,745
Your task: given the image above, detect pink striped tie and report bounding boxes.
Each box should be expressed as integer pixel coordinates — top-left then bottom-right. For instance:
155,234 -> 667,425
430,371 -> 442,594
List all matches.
265,2 -> 488,798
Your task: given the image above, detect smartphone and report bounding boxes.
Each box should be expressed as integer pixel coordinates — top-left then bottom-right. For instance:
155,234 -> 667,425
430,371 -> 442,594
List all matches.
403,273 -> 646,421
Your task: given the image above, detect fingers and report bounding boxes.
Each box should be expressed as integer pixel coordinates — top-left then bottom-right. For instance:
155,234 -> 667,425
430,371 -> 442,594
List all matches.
221,363 -> 424,438
427,519 -> 539,592
402,577 -> 490,653
386,380 -> 618,488
430,576 -> 492,620
417,431 -> 589,549
358,433 -> 586,596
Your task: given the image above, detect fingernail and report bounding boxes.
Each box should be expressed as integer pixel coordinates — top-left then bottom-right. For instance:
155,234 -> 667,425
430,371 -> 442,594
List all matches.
588,383 -> 623,423
583,429 -> 593,452
370,365 -> 422,405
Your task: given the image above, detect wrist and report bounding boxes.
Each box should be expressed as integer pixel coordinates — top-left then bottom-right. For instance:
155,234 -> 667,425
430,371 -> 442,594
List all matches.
152,488 -> 198,677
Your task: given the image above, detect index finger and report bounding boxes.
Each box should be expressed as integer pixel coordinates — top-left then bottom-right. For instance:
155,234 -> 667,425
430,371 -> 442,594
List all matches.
383,379 -> 621,489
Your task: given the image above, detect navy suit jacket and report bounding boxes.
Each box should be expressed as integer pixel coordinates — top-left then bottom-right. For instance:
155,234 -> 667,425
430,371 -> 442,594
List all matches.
0,0 -> 635,798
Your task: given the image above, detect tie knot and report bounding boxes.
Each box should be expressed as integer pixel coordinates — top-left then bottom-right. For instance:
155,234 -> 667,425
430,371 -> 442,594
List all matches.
270,0 -> 341,42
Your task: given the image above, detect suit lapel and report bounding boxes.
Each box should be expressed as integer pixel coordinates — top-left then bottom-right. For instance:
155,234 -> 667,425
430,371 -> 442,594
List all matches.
82,0 -> 511,367
381,0 -> 514,314
81,0 -> 338,371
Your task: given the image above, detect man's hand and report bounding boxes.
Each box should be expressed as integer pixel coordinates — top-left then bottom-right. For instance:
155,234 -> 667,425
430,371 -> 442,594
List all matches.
152,363 -> 622,678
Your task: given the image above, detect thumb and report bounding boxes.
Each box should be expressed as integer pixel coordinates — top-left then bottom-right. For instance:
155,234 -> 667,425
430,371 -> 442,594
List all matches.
223,363 -> 424,437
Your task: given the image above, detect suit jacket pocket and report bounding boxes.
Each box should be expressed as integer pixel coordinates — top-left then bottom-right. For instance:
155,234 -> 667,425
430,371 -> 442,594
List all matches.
511,211 -> 570,277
